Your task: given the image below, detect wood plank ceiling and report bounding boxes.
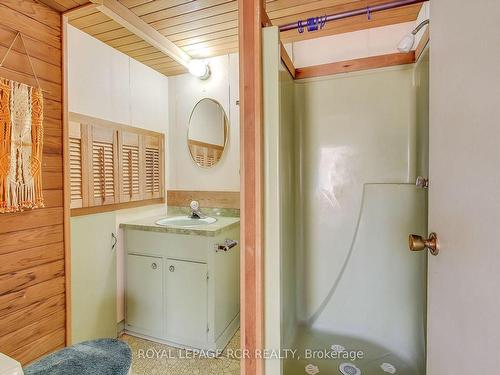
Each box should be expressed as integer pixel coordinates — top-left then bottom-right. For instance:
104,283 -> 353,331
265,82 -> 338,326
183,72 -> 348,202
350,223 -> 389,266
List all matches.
45,0 -> 423,76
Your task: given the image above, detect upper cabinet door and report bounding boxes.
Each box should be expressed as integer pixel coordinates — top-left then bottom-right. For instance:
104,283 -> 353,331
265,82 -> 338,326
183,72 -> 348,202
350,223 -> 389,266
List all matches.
89,124 -> 119,206
141,134 -> 164,200
119,131 -> 141,203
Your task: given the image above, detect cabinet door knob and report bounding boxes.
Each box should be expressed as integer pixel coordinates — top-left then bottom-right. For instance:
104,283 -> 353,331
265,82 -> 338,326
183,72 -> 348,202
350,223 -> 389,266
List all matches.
151,263 -> 158,270
169,265 -> 175,272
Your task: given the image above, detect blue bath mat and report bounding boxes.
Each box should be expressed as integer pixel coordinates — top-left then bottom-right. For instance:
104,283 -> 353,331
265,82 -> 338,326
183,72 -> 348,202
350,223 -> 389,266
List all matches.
24,338 -> 131,375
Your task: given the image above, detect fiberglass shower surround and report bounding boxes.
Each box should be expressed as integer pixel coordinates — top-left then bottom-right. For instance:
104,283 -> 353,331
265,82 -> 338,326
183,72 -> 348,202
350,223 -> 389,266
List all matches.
263,26 -> 429,375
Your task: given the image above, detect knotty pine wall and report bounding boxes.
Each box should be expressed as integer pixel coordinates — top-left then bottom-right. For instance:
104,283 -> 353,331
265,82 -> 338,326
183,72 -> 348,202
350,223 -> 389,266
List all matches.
0,0 -> 67,365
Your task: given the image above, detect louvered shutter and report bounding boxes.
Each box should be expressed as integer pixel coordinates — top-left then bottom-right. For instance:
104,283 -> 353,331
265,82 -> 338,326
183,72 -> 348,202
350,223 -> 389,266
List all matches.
90,125 -> 119,206
141,135 -> 163,200
69,121 -> 84,208
119,131 -> 141,202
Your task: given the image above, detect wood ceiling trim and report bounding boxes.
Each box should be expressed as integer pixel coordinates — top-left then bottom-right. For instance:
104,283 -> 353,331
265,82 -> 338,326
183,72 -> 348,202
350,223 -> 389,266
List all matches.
295,51 -> 416,79
90,0 -> 191,66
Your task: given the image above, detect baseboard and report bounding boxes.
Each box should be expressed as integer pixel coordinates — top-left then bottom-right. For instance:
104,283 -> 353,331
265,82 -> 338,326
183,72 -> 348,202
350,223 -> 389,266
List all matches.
117,320 -> 125,336
215,313 -> 240,351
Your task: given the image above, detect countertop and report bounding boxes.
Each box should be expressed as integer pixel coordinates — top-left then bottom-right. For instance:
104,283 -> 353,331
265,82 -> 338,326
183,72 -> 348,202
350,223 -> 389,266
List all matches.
119,215 -> 240,237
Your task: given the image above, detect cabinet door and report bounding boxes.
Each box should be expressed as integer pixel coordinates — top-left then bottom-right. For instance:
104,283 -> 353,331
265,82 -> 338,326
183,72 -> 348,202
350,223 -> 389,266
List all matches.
126,254 -> 163,336
165,259 -> 208,344
71,212 -> 117,342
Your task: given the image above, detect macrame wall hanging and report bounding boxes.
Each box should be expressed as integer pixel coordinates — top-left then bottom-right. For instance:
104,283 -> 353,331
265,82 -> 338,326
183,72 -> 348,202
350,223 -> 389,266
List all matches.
0,31 -> 44,213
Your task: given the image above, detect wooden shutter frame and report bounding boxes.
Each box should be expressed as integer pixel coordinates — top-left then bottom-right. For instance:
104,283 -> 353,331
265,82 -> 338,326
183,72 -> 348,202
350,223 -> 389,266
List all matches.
68,113 -> 165,216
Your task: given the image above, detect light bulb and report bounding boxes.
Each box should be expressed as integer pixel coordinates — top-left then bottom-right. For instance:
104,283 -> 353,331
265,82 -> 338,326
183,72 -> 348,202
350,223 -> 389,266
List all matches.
397,33 -> 416,53
188,59 -> 210,79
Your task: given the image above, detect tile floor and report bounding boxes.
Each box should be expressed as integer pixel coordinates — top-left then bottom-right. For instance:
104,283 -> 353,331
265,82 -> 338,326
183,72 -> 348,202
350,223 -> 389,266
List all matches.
121,330 -> 240,375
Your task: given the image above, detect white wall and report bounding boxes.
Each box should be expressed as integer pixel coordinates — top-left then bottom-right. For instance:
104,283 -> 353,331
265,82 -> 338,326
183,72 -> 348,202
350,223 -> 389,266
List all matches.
68,25 -> 169,323
68,25 -> 169,132
168,54 -> 240,191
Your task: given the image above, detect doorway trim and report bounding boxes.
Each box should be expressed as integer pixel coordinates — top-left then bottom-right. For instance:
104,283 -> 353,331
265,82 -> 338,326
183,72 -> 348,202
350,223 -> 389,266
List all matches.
238,0 -> 265,374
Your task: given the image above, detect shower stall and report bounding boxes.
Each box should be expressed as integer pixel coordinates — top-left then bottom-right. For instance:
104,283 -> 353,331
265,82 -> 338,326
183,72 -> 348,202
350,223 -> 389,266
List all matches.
263,27 -> 430,375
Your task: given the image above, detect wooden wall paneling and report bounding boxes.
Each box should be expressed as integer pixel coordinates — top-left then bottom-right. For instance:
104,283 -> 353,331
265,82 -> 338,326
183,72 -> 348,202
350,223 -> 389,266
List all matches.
0,242 -> 64,275
0,225 -> 64,255
62,13 -> 72,345
0,277 -> 65,317
239,0 -> 264,373
0,1 -> 67,364
0,260 -> 65,296
0,309 -> 65,355
10,328 -> 66,366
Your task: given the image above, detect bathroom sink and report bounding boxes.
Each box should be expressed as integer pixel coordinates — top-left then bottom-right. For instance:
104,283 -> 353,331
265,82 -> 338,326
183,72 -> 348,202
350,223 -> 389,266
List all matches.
155,216 -> 217,227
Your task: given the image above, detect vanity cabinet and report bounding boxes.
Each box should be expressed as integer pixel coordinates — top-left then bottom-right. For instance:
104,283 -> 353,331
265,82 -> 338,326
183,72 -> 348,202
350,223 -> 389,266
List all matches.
122,219 -> 240,351
165,259 -> 208,345
126,254 -> 163,337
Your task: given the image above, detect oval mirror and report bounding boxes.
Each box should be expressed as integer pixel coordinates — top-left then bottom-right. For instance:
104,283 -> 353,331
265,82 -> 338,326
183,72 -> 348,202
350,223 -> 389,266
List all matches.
188,98 -> 228,168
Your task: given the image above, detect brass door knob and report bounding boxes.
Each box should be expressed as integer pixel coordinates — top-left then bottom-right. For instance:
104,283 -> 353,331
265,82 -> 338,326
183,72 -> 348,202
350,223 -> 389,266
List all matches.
409,232 -> 439,256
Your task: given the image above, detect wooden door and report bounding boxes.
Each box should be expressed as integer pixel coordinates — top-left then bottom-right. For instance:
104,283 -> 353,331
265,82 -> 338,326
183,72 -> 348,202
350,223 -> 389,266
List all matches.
126,254 -> 163,337
427,1 -> 500,373
165,259 -> 208,344
70,213 -> 117,343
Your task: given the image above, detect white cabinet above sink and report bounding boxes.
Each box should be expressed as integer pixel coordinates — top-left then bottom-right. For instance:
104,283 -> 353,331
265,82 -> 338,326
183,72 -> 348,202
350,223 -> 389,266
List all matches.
121,216 -> 240,352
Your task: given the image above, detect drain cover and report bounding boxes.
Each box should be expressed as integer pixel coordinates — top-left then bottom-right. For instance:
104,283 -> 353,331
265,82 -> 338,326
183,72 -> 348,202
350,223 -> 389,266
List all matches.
339,363 -> 361,375
380,363 -> 397,374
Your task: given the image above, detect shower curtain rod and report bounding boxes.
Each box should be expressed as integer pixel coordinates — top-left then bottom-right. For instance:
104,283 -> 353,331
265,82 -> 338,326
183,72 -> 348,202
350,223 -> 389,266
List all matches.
278,0 -> 428,32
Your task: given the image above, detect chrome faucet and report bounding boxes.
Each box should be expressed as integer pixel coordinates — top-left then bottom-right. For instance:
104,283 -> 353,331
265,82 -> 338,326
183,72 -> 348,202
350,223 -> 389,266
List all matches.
190,200 -> 206,219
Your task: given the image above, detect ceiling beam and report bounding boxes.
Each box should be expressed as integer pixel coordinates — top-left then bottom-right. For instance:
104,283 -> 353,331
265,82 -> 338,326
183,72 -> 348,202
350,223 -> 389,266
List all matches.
89,0 -> 191,68
295,51 -> 415,79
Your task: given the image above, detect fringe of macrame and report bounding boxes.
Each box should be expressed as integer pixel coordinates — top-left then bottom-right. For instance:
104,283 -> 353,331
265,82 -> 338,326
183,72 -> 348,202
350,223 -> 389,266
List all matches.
0,79 -> 44,213
31,86 -> 44,208
0,78 -> 11,213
